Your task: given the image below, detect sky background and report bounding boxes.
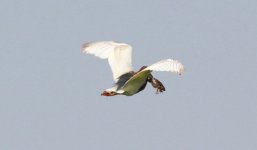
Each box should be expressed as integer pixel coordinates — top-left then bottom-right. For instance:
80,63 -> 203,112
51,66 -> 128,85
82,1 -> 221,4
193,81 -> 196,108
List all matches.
1,0 -> 257,150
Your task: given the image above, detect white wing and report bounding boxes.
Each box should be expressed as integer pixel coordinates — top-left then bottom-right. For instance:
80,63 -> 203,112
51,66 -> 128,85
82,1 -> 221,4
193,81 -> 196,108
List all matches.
144,59 -> 184,75
82,41 -> 133,81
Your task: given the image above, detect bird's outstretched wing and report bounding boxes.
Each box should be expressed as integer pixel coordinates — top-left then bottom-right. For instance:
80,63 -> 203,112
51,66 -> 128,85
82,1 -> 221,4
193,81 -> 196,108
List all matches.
144,59 -> 184,75
82,41 -> 133,81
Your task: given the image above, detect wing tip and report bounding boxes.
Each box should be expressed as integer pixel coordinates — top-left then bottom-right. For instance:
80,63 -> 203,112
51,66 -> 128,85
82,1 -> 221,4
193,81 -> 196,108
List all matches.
178,65 -> 185,75
81,42 -> 92,53
174,60 -> 185,75
167,58 -> 185,75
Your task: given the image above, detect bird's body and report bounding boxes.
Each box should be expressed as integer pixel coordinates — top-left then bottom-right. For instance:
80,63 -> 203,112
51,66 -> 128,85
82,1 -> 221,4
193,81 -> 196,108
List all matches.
82,41 -> 184,96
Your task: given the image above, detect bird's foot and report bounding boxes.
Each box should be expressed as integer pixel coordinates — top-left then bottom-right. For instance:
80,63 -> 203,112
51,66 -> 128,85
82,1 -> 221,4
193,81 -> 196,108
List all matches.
147,73 -> 166,94
155,87 -> 165,94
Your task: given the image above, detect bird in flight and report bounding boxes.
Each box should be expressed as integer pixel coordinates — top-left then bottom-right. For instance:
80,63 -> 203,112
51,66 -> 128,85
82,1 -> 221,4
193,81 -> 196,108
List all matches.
81,41 -> 184,96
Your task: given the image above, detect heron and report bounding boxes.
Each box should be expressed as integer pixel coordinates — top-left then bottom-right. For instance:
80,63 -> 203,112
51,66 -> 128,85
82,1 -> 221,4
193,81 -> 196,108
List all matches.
81,41 -> 184,96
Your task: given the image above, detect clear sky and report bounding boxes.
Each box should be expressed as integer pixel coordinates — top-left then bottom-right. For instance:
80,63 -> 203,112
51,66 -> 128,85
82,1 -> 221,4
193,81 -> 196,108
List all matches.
0,0 -> 257,150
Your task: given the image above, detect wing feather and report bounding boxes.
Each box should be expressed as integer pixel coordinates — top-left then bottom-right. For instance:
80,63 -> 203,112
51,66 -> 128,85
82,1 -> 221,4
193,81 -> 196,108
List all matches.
82,41 -> 133,81
144,59 -> 184,75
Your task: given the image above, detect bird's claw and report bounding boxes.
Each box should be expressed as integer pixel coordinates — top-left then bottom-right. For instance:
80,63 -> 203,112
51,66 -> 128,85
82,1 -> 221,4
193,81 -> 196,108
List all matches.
155,87 -> 165,94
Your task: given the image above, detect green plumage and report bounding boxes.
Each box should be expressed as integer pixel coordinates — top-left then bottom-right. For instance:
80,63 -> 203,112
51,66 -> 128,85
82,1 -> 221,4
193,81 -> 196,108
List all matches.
121,70 -> 151,96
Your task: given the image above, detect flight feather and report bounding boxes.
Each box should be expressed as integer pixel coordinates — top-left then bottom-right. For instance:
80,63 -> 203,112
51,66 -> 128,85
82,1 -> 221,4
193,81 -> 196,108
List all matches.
82,41 -> 133,81
144,59 -> 184,75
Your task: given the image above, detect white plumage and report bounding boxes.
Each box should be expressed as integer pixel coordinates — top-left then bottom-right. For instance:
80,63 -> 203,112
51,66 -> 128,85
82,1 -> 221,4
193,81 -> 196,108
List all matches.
82,41 -> 184,96
144,59 -> 184,75
82,41 -> 133,81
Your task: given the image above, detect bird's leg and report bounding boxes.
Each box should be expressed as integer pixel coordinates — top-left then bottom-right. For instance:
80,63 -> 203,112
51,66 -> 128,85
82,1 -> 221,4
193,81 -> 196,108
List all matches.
147,74 -> 166,94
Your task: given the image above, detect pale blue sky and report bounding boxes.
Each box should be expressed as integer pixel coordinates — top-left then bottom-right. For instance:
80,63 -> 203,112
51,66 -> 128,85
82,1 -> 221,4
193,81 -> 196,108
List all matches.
0,0 -> 257,150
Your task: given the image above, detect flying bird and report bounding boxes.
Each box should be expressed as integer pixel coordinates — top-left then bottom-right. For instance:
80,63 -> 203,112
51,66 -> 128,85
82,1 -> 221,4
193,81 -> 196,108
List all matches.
81,41 -> 184,96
